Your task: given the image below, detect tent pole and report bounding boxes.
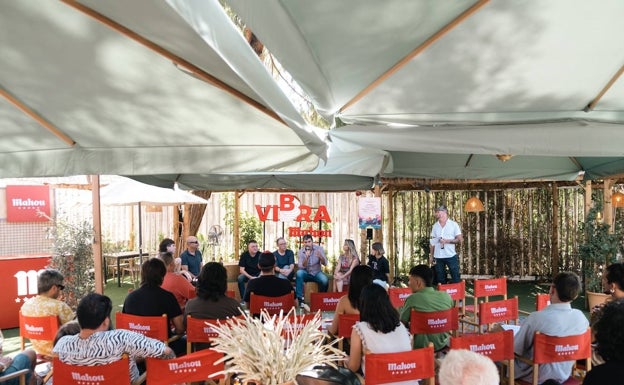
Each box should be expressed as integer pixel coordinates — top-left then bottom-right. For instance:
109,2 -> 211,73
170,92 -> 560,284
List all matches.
91,175 -> 104,294
138,202 -> 143,261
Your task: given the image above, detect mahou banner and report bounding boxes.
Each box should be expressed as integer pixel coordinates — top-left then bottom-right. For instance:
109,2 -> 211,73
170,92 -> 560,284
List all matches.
6,185 -> 51,222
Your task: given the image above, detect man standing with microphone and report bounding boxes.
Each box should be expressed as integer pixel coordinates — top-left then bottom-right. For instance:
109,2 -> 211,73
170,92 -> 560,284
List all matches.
430,205 -> 463,284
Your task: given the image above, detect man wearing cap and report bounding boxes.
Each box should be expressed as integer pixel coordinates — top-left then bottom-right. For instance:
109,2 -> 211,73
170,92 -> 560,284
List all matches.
430,205 -> 463,284
243,251 -> 294,307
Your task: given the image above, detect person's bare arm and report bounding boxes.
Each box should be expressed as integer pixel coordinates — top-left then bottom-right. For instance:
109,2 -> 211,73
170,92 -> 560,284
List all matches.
346,329 -> 362,373
171,314 -> 185,335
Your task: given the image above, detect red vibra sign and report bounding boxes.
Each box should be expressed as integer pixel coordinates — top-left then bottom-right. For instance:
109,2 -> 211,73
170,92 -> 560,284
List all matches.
255,194 -> 331,223
6,185 -> 51,222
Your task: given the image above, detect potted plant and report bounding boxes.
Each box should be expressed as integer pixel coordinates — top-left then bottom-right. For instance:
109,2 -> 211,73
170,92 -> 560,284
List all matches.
209,309 -> 345,385
578,204 -> 623,309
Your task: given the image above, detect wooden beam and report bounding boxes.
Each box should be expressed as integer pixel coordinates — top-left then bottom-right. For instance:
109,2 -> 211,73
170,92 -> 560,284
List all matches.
0,87 -> 75,146
388,187 -> 395,281
604,179 -> 614,232
234,191 -> 241,259
585,180 -> 592,217
339,0 -> 490,112
60,0 -> 284,124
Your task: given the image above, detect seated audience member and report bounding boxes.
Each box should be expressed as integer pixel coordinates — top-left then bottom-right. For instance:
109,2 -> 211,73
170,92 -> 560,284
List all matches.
583,298 -> 624,384
514,272 -> 589,384
333,239 -> 360,292
40,321 -> 82,385
367,242 -> 390,283
20,269 -> 75,357
439,349 -> 499,385
174,257 -> 194,282
159,252 -> 195,311
180,236 -> 202,278
399,264 -> 453,350
327,265 -> 373,335
0,329 -> 37,385
54,293 -> 173,384
296,235 -> 329,307
185,262 -> 243,321
237,240 -> 261,303
346,284 -> 412,384
244,252 -> 294,307
122,258 -> 186,356
590,262 -> 624,365
158,238 -> 176,254
273,237 -> 295,281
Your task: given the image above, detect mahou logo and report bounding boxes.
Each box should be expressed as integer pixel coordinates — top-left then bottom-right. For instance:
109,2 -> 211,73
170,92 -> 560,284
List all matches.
6,185 -> 51,222
14,270 -> 40,303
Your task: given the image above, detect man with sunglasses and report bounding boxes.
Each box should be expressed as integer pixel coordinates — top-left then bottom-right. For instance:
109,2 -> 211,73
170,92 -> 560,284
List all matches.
180,236 -> 203,278
20,269 -> 74,357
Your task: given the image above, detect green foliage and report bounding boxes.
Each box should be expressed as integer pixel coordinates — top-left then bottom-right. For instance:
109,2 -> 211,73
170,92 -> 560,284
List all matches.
579,205 -> 624,292
49,220 -> 95,310
221,193 -> 263,254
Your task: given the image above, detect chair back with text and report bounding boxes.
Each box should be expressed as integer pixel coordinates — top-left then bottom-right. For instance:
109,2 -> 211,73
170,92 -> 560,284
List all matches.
450,330 -> 514,385
281,313 -> 318,338
146,349 -> 225,385
249,292 -> 295,316
388,287 -> 412,308
115,312 -> 169,342
53,356 -> 132,385
466,277 -> 507,320
536,293 -> 551,311
438,280 -> 466,315
477,297 -> 519,333
517,329 -> 591,385
19,312 -> 59,353
186,315 -> 220,354
409,307 -> 459,335
364,344 -> 435,385
310,292 -> 343,312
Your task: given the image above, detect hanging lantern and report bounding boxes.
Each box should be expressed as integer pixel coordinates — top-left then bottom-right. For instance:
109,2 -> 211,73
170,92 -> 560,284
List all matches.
464,196 -> 485,212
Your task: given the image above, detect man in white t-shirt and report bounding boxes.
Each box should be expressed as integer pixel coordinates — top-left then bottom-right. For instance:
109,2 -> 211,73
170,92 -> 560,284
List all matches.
429,205 -> 463,284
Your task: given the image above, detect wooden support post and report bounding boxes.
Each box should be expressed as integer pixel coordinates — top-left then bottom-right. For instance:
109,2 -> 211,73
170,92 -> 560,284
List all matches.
91,175 -> 104,294
604,179 -> 614,232
373,185 -> 383,243
234,191 -> 241,259
584,180 -> 592,217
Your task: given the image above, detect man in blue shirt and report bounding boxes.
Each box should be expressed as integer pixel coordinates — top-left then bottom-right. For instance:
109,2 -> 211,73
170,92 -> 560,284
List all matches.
180,235 -> 202,277
273,237 -> 295,281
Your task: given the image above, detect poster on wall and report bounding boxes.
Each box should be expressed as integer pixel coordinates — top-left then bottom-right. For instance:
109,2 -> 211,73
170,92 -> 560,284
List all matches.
6,185 -> 51,222
358,197 -> 381,229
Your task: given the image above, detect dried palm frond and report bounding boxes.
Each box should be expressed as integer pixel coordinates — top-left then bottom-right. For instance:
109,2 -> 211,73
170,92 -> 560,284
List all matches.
208,309 -> 345,385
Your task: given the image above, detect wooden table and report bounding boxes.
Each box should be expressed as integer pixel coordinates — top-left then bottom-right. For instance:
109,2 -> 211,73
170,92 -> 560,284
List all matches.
104,251 -> 149,287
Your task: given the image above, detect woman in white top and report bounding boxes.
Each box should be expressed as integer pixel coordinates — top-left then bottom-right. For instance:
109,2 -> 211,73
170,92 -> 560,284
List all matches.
346,284 -> 416,385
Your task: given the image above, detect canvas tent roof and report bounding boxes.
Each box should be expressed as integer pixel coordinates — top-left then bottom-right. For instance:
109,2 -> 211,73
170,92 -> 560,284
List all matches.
2,0 -> 624,190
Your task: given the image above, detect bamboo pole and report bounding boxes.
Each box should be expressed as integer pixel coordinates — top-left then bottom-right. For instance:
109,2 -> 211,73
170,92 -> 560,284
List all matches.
91,175 -> 104,294
388,188 -> 395,281
551,183 -> 559,277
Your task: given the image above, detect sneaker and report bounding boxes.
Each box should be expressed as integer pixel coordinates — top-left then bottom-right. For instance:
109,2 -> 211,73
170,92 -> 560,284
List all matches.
240,301 -> 246,307
299,299 -> 305,308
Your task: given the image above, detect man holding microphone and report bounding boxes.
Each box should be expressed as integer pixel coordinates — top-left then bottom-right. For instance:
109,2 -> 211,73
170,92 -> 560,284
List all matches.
295,234 -> 328,307
430,205 -> 463,284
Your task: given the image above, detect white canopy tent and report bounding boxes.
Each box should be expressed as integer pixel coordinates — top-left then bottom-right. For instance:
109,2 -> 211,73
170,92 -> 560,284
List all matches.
2,0 -> 624,190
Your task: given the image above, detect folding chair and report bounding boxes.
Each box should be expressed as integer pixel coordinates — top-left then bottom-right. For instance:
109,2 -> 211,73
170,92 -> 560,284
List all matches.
53,355 -> 145,385
310,291 -> 343,312
337,313 -> 360,351
409,307 -> 459,336
146,349 -> 226,385
186,315 -> 220,354
225,289 -> 236,298
520,293 -> 551,317
461,297 -> 519,334
438,280 -> 466,316
450,330 -> 515,385
515,328 -> 591,385
0,369 -> 29,385
364,343 -> 435,385
387,287 -> 412,308
19,312 -> 59,383
281,313 -> 318,338
249,291 -> 295,316
115,312 -> 180,345
465,276 -> 507,321
19,312 -> 59,354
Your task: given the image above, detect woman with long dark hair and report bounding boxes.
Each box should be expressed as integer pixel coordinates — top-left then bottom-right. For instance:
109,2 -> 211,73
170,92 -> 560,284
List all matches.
327,265 -> 373,335
346,284 -> 414,384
